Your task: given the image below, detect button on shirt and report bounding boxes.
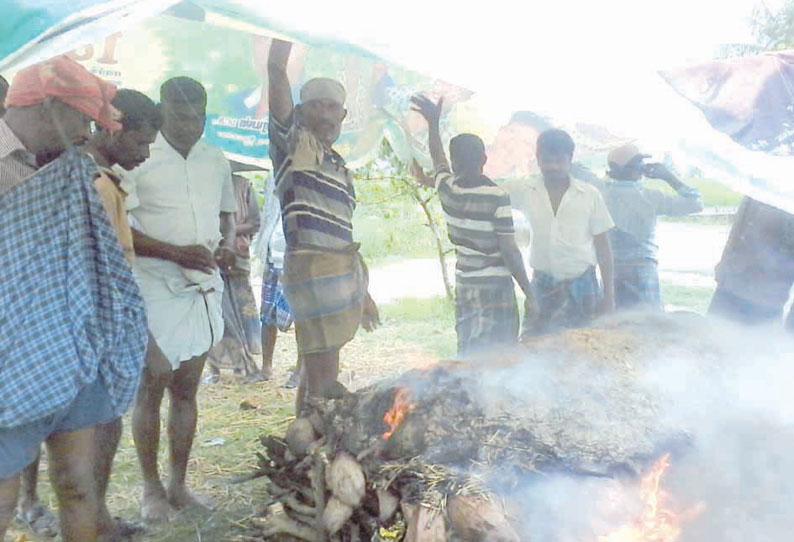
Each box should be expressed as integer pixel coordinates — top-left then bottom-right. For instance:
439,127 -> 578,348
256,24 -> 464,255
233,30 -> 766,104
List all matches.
514,178 -> 615,281
0,119 -> 37,196
123,133 -> 237,249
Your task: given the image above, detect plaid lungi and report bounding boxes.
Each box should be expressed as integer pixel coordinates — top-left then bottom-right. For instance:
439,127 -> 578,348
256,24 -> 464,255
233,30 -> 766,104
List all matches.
524,266 -> 601,336
282,245 -> 367,355
614,261 -> 662,310
207,270 -> 263,375
260,264 -> 294,332
455,278 -> 519,358
455,277 -> 519,357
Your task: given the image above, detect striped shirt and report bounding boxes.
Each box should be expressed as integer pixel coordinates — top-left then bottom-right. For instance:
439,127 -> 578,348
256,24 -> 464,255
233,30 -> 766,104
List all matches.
434,167 -> 515,285
269,115 -> 356,250
0,119 -> 36,196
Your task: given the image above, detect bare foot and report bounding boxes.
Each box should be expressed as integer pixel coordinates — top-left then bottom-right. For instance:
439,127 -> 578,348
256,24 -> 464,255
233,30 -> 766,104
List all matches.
166,487 -> 215,511
141,485 -> 171,523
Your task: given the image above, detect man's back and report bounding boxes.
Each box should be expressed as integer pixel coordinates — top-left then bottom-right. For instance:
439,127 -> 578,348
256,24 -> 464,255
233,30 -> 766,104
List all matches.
435,169 -> 515,286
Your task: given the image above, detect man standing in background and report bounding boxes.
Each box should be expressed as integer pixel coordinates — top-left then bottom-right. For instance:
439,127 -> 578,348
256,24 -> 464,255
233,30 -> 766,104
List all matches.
513,129 -> 615,336
255,173 -> 298,385
599,143 -> 703,310
206,169 -> 263,381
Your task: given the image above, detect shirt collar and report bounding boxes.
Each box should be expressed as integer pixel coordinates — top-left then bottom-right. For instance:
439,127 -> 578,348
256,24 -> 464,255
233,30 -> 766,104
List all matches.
156,131 -> 204,159
529,176 -> 587,193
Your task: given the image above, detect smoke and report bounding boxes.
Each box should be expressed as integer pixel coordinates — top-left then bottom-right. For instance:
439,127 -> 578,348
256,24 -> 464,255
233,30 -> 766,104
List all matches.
465,312 -> 794,541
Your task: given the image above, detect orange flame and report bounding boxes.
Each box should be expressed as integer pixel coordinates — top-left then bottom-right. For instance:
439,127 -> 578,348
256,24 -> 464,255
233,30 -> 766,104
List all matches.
381,388 -> 414,440
598,454 -> 704,542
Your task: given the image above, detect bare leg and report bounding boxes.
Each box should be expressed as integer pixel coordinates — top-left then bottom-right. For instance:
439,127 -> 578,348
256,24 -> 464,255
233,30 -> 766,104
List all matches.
132,341 -> 172,522
18,454 -> 40,515
0,475 -> 20,540
94,417 -> 121,538
260,324 -> 277,380
296,349 -> 339,415
166,354 -> 211,510
16,452 -> 57,536
46,427 -> 98,542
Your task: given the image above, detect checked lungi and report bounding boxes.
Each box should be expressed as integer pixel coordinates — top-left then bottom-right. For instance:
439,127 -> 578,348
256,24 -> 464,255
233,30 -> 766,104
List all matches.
282,244 -> 368,355
524,266 -> 601,336
614,261 -> 662,311
455,277 -> 519,358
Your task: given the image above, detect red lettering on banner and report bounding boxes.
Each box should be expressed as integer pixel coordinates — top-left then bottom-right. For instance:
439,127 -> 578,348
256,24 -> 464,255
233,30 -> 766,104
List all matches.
97,33 -> 122,65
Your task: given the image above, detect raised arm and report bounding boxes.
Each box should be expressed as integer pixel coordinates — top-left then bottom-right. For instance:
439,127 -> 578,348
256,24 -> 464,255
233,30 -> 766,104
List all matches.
268,39 -> 294,125
643,163 -> 704,215
410,95 -> 449,173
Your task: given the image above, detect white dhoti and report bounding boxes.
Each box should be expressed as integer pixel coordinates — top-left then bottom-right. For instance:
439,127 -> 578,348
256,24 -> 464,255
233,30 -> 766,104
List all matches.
134,258 -> 225,369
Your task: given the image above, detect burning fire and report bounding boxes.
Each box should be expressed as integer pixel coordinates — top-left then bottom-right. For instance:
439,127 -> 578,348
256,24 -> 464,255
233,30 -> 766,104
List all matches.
598,454 -> 703,542
381,388 -> 414,439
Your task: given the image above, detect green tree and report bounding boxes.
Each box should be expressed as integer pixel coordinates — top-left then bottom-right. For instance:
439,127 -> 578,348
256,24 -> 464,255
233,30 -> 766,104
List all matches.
354,140 -> 454,300
751,1 -> 794,49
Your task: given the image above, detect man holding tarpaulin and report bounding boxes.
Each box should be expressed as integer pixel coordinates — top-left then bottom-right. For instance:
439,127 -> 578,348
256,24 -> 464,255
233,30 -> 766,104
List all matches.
0,56 -> 148,542
409,95 -> 533,357
267,39 -> 380,413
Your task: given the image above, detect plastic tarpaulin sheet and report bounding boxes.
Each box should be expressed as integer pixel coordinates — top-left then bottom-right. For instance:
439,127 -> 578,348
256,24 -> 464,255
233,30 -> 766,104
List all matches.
4,0 -> 794,212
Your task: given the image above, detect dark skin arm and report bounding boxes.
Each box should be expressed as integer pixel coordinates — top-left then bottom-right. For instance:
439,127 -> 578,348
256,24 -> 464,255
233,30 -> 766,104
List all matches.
215,212 -> 237,270
410,95 -> 449,173
643,162 -> 686,191
131,229 -> 216,274
268,39 -> 294,125
497,234 -> 532,299
594,232 -> 615,314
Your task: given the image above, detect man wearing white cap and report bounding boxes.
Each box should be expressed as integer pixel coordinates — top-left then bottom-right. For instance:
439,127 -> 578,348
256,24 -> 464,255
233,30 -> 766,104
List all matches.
268,39 -> 380,413
600,143 -> 703,309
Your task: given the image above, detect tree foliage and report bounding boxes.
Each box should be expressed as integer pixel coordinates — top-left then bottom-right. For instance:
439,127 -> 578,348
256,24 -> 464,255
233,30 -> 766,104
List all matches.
751,1 -> 794,50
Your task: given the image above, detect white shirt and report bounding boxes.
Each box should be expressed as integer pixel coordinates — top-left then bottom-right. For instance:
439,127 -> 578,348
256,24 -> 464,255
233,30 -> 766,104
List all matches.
253,173 -> 286,269
123,133 -> 237,249
514,178 -> 614,281
122,134 -> 237,366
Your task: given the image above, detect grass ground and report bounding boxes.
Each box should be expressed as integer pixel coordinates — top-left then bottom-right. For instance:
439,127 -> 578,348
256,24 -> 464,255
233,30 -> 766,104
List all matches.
8,284 -> 712,542
7,296 -> 458,542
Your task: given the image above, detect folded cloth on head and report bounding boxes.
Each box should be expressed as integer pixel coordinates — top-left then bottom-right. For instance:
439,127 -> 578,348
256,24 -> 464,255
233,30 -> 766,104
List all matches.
5,55 -> 121,133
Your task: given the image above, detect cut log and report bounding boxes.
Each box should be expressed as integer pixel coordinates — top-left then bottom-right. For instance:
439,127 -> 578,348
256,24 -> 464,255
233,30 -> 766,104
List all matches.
403,504 -> 448,542
326,453 -> 366,507
447,495 -> 520,542
286,418 -> 317,457
322,496 -> 354,535
376,488 -> 400,523
263,513 -> 321,542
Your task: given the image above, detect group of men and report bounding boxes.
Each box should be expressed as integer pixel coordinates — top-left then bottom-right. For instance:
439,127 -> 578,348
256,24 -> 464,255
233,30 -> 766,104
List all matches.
0,56 -> 244,541
0,41 -> 383,542
0,35 -> 790,542
407,95 -> 705,357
